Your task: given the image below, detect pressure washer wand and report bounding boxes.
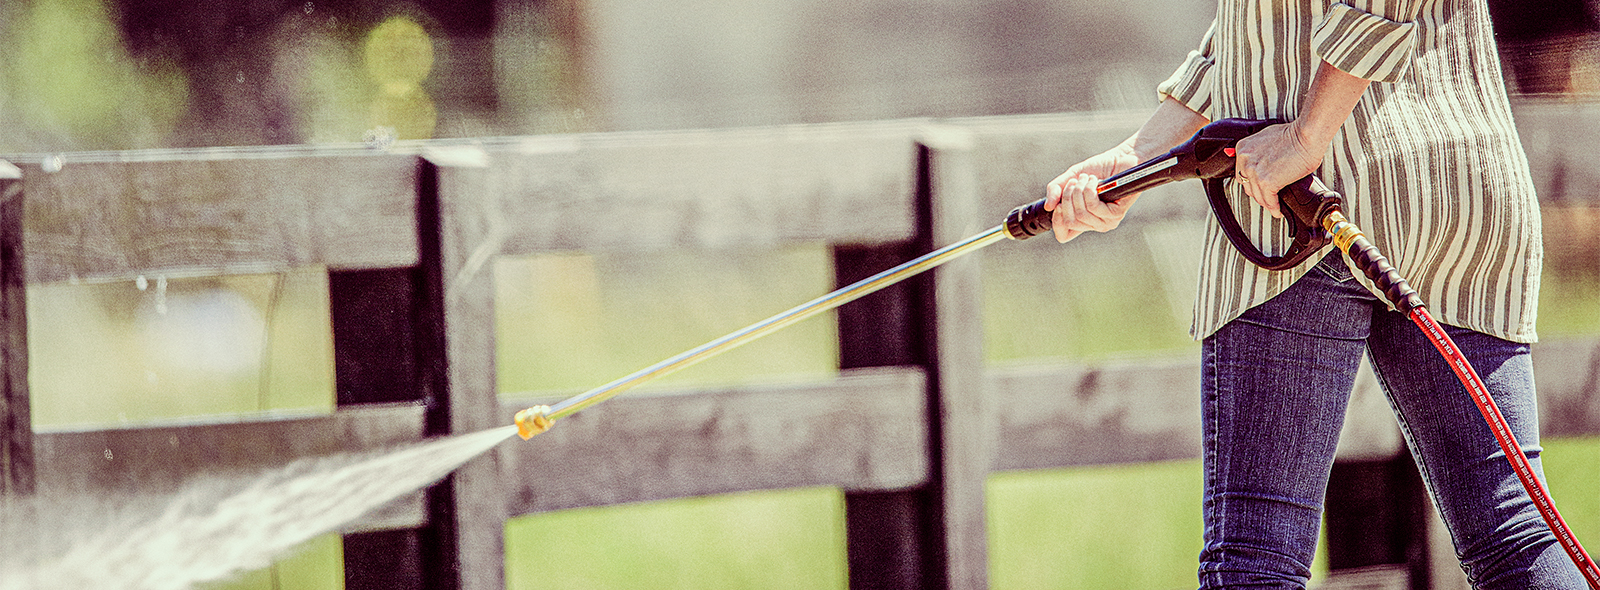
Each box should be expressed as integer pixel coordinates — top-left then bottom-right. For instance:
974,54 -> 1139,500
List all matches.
514,224 -> 1017,439
511,120 -> 1245,439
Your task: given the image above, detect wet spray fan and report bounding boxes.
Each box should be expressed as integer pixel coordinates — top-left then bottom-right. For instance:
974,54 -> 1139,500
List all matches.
510,119 -> 1600,588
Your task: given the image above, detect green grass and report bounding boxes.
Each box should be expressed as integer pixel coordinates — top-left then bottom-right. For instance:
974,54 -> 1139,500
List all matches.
1542,436 -> 1600,551
988,461 -> 1204,590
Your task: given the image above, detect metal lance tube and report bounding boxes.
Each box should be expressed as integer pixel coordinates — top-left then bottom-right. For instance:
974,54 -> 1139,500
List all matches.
514,224 -> 1015,439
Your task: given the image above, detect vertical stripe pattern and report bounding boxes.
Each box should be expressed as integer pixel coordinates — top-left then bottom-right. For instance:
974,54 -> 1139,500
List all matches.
1156,0 -> 1541,343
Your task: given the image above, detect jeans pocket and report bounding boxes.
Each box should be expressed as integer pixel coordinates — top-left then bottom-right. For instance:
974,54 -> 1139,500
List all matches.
1313,251 -> 1357,283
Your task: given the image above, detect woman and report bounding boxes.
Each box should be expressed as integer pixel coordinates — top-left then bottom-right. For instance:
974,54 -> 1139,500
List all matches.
1045,1 -> 1586,588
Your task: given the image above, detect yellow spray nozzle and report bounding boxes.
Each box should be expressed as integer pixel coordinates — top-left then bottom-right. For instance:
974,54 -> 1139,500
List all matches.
514,406 -> 555,440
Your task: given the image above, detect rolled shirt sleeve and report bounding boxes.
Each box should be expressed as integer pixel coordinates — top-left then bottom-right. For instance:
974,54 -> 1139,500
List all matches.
1313,2 -> 1422,82
1157,19 -> 1217,118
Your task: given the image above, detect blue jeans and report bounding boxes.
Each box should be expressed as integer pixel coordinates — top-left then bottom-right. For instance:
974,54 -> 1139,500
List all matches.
1199,251 -> 1584,589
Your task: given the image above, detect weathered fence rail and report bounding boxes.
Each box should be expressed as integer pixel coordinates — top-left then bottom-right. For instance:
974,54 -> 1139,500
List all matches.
2,101 -> 1598,590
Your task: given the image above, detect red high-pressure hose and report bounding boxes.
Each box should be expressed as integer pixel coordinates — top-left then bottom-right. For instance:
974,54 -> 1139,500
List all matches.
1010,117 -> 1600,585
1325,211 -> 1600,588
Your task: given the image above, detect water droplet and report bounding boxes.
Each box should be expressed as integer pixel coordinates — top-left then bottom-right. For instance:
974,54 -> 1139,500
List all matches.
155,275 -> 168,315
41,155 -> 63,173
363,126 -> 397,149
103,449 -> 113,460
303,1 -> 314,14
135,275 -> 148,291
236,71 -> 245,84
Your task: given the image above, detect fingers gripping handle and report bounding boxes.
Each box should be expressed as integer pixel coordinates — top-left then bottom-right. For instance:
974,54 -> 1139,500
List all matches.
1003,166 -> 1156,240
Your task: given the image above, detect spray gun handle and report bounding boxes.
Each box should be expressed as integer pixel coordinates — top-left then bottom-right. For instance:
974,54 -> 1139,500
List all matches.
1204,173 -> 1342,271
1003,118 -> 1278,240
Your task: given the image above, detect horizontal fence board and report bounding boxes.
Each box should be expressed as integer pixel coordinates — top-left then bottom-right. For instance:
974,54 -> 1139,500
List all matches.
32,404 -> 428,532
989,355 -> 1410,472
19,152 -> 419,283
989,359 -> 1202,471
499,367 -> 927,516
473,122 -> 923,255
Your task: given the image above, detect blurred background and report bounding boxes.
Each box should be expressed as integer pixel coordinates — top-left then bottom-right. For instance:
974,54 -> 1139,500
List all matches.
2,0 -> 1595,153
3,0 -> 1599,589
0,0 -> 1262,150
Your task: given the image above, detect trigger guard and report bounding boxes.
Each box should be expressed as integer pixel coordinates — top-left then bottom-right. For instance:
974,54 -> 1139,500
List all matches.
1204,177 -> 1327,271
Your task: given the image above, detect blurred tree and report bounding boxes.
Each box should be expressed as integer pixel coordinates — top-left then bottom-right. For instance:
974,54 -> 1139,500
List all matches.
106,0 -> 497,146
0,0 -> 189,151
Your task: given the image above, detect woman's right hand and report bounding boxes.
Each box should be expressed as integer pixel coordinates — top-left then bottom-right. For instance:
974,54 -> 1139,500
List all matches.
1044,145 -> 1143,243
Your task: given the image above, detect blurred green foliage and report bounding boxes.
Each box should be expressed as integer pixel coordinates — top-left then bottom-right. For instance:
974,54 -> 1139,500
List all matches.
982,225 -> 1200,363
1,0 -> 189,151
28,269 -> 334,429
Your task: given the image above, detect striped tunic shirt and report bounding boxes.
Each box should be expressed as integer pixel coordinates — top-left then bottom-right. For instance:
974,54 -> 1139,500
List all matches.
1158,0 -> 1542,343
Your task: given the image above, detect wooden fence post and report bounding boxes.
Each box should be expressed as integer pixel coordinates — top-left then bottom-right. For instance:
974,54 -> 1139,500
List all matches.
837,239 -> 934,590
1324,454 -> 1431,589
921,126 -> 991,590
838,127 -> 992,590
421,148 -> 509,590
333,150 -> 507,590
0,161 -> 29,498
332,264 -> 429,590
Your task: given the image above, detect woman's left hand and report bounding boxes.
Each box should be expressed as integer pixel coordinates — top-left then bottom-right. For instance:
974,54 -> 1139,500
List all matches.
1231,121 -> 1325,219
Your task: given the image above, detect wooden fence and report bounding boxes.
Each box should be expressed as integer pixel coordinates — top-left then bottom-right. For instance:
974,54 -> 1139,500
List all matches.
2,102 -> 1600,590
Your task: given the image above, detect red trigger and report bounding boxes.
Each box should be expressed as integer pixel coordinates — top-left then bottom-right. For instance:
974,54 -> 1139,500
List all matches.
1224,147 -> 1236,158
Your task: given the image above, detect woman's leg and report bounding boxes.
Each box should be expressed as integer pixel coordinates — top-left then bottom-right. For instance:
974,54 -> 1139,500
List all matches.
1367,315 -> 1586,589
1199,254 -> 1374,589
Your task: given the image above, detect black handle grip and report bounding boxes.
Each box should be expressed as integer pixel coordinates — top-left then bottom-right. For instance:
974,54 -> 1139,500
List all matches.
1326,214 -> 1425,311
1002,152 -> 1192,240
1004,198 -> 1054,240
1347,233 -> 1423,311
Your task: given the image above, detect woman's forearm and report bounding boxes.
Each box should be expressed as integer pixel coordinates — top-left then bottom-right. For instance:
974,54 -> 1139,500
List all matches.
1122,97 -> 1211,162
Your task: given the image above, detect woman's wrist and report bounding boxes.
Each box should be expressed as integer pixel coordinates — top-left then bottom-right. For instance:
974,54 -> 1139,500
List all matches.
1294,60 -> 1373,151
